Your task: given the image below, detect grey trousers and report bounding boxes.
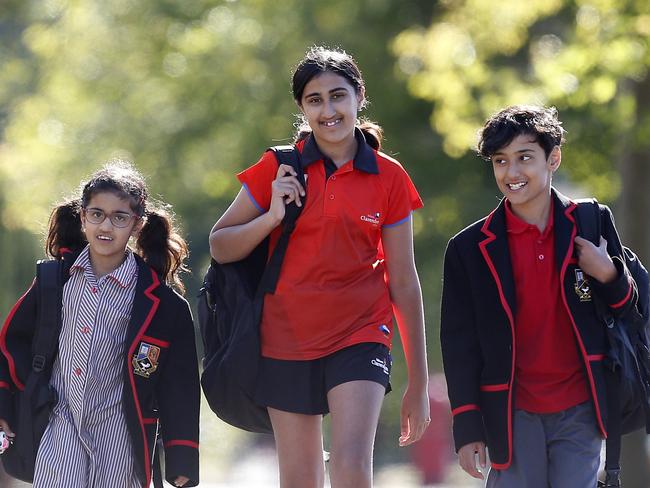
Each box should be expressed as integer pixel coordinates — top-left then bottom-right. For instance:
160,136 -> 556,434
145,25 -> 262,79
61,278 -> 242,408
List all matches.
486,402 -> 602,488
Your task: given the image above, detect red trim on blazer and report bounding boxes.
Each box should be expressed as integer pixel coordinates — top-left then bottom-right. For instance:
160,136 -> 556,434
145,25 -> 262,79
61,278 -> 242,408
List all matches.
0,381 -> 10,390
0,280 -> 36,392
491,461 -> 509,470
480,383 -> 509,392
143,417 -> 158,425
164,440 -> 199,449
609,280 -> 633,309
452,404 -> 480,416
561,204 -> 607,438
479,211 -> 516,469
127,269 -> 161,488
141,335 -> 170,349
588,354 -> 605,361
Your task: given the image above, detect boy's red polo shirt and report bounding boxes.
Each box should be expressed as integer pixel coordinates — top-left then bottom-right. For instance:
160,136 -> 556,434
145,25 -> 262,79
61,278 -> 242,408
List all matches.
505,201 -> 590,413
238,130 -> 422,360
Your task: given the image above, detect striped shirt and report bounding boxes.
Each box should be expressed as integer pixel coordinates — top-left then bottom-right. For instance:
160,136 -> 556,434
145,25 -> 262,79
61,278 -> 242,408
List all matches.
33,246 -> 141,488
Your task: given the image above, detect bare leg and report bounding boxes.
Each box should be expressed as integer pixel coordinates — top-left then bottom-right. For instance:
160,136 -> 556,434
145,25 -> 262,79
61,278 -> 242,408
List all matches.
327,380 -> 385,488
268,407 -> 325,488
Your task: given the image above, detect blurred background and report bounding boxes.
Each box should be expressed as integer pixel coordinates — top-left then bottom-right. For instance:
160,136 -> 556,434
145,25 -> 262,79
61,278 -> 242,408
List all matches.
1,0 -> 649,486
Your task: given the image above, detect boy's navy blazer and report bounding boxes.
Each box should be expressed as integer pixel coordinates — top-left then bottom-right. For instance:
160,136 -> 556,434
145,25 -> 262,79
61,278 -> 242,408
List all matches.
0,250 -> 200,487
440,189 -> 643,469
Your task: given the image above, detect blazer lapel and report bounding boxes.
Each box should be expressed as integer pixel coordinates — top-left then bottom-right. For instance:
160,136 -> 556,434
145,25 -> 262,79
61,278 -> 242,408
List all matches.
479,199 -> 517,319
126,256 -> 161,348
552,189 -> 578,272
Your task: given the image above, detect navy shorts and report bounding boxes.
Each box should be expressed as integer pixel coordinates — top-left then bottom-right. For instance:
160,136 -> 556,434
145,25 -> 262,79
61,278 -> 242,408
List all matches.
254,342 -> 392,415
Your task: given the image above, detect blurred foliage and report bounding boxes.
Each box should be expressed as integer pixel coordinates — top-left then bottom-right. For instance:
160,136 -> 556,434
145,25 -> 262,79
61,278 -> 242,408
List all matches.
392,0 -> 650,202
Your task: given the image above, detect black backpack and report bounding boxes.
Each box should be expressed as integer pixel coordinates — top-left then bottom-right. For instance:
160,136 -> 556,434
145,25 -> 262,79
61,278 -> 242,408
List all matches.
2,259 -> 62,482
575,199 -> 650,488
198,145 -> 305,433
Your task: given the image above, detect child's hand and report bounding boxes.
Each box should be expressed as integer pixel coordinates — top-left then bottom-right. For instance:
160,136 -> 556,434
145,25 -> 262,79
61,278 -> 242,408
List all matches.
0,419 -> 15,455
398,386 -> 431,446
458,441 -> 487,479
269,164 -> 306,224
574,236 -> 618,284
172,476 -> 189,487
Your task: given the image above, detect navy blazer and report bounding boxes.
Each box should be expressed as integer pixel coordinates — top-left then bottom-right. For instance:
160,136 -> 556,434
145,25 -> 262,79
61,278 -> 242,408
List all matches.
440,189 -> 642,469
0,250 -> 200,487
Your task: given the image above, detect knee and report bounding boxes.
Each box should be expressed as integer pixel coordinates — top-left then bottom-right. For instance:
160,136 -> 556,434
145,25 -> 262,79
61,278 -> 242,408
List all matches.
329,448 -> 373,483
279,458 -> 325,488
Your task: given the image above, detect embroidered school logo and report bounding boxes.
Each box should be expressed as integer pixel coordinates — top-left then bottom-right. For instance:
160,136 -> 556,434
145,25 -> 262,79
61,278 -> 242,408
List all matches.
360,212 -> 381,225
574,268 -> 592,302
371,357 -> 390,375
132,342 -> 161,378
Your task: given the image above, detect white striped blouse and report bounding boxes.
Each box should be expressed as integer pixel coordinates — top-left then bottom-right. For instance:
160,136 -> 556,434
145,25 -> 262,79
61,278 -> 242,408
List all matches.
33,246 -> 142,488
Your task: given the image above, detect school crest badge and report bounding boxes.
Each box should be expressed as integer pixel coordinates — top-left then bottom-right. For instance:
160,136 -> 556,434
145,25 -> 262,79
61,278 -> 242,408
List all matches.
574,268 -> 592,302
132,342 -> 161,378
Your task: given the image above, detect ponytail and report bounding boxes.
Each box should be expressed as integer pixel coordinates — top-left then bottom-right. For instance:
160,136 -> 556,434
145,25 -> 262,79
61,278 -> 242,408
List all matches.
136,204 -> 189,294
45,199 -> 86,259
293,118 -> 383,151
357,119 -> 383,150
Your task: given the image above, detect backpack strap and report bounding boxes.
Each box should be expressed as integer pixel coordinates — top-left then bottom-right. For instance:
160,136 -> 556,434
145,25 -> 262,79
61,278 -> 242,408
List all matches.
257,145 -> 305,295
16,259 -> 64,471
574,198 -> 601,246
575,200 -> 623,487
32,260 -> 64,372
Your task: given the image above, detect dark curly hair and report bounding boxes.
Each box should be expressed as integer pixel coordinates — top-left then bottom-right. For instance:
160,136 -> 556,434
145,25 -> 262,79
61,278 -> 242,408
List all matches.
477,105 -> 566,160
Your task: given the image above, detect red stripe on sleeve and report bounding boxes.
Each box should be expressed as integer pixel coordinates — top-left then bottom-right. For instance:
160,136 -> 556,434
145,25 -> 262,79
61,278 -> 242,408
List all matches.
609,280 -> 632,309
164,440 -> 199,449
480,383 -> 509,392
0,280 -> 36,392
451,404 -> 480,417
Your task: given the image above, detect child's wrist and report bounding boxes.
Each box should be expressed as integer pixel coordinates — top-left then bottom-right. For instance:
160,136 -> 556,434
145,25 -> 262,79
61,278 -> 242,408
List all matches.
595,262 -> 618,284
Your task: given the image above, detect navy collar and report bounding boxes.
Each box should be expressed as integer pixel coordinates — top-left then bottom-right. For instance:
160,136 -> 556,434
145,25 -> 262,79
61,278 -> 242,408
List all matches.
300,127 -> 379,174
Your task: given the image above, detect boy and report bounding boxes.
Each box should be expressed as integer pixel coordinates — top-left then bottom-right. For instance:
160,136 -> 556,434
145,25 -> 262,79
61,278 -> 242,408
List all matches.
440,105 -> 643,487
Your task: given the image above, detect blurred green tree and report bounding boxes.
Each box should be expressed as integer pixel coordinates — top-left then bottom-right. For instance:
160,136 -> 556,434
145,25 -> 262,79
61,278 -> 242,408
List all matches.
393,0 -> 650,484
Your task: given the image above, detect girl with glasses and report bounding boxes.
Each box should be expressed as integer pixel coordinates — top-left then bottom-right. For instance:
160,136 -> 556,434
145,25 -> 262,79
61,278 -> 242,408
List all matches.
0,161 -> 200,487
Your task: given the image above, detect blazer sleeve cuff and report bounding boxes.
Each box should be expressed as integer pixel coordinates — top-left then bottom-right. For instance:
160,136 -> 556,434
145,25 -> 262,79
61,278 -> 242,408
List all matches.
591,256 -> 633,309
451,405 -> 486,452
163,441 -> 200,487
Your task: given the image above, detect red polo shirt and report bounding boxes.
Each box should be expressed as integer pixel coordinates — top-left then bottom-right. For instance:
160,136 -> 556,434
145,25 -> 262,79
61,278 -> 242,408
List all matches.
238,130 -> 422,360
505,201 -> 590,413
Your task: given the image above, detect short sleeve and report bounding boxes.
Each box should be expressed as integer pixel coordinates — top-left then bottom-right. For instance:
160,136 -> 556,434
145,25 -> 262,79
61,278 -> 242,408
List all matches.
236,151 -> 278,213
383,163 -> 423,228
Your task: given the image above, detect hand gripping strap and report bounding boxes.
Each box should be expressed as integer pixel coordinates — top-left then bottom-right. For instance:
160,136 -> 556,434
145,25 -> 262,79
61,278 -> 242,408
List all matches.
257,146 -> 305,296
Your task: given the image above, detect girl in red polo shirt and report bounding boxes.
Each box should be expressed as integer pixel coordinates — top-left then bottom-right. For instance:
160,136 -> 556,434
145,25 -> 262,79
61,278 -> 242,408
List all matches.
209,46 -> 430,488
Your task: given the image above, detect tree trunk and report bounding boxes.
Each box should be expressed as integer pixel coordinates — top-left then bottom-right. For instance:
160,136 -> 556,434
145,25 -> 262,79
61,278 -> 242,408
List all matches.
615,75 -> 650,488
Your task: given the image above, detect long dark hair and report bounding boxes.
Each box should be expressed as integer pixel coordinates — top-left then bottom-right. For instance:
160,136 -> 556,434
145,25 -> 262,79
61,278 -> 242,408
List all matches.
45,160 -> 189,293
291,45 -> 383,150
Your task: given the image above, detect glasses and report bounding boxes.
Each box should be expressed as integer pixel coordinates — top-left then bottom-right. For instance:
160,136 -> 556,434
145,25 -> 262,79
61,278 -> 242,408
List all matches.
83,208 -> 137,228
